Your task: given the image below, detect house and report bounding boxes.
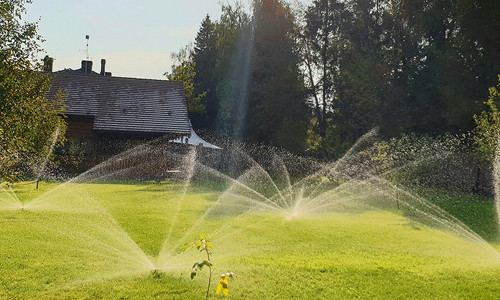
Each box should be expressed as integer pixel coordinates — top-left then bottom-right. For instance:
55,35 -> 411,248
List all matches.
45,58 -> 191,140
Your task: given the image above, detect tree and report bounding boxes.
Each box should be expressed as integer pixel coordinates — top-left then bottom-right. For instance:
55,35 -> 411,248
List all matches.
165,45 -> 206,116
213,3 -> 252,137
0,0 -> 66,182
474,76 -> 500,159
300,0 -> 386,157
193,15 -> 219,129
332,0 -> 387,142
301,0 -> 346,141
247,0 -> 309,153
169,0 -> 500,158
378,0 -> 499,136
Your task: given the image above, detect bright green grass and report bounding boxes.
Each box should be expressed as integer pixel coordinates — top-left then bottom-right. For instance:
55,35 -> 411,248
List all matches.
418,189 -> 500,242
1,181 -> 500,299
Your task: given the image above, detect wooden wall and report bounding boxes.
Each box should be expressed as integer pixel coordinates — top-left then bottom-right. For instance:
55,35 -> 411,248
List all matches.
66,116 -> 95,138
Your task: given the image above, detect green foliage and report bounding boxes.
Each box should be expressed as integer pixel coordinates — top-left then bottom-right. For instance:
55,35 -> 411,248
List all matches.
171,0 -> 500,158
300,0 -> 347,140
186,233 -> 235,298
305,118 -> 353,159
193,15 -> 219,129
186,233 -> 214,299
214,5 -> 252,138
167,2 -> 310,153
247,0 -> 309,153
474,76 -> 500,159
301,0 -> 500,155
166,59 -> 206,115
0,0 -> 66,182
370,141 -> 393,169
190,259 -> 213,279
376,0 -> 500,136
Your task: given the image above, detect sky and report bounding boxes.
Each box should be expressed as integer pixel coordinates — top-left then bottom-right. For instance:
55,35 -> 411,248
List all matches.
25,0 -> 308,80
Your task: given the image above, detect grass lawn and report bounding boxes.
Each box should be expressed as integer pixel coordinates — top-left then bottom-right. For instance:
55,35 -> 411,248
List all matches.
1,181 -> 500,299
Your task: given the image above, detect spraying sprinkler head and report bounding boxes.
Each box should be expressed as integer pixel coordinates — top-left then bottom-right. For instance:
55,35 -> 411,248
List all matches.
150,269 -> 163,279
285,208 -> 298,220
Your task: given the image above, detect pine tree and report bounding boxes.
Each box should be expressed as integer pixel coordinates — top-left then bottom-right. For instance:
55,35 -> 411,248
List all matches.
193,15 -> 219,129
247,0 -> 309,153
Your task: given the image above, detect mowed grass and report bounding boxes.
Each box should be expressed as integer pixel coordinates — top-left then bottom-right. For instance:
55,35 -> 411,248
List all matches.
1,181 -> 500,299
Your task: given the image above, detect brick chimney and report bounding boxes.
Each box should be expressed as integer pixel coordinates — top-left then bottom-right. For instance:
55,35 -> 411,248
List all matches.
100,59 -> 106,76
81,60 -> 93,74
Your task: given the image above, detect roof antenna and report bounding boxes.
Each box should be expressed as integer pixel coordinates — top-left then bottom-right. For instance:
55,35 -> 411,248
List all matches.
85,35 -> 90,59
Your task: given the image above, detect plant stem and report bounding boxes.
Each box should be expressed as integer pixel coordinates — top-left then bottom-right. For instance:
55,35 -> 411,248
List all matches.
205,249 -> 212,300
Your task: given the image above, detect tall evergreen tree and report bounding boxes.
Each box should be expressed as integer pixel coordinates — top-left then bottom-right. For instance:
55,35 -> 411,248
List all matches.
213,3 -> 252,137
193,15 -> 219,129
247,0 -> 309,152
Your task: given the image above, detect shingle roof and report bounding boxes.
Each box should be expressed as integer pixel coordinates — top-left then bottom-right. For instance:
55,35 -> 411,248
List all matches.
48,73 -> 191,135
57,68 -> 100,76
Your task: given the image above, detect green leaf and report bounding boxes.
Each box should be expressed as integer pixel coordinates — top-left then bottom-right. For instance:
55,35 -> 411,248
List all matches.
196,261 -> 206,269
202,260 -> 212,267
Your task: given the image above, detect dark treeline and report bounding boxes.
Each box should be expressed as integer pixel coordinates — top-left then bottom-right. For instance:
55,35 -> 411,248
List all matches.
166,0 -> 500,159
